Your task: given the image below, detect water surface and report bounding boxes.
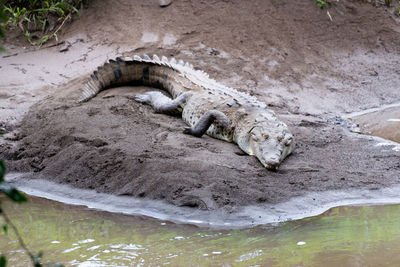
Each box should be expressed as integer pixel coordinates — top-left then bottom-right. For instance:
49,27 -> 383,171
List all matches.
351,105 -> 400,143
2,196 -> 400,266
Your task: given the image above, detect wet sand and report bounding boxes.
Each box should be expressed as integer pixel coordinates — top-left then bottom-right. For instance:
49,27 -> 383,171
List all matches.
351,105 -> 400,143
1,0 -> 400,212
7,173 -> 400,228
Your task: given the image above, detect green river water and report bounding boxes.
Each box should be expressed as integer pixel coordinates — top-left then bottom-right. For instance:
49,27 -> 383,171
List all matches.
1,196 -> 400,266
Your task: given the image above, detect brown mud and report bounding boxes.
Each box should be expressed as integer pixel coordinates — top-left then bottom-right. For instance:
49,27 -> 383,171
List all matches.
1,0 -> 400,212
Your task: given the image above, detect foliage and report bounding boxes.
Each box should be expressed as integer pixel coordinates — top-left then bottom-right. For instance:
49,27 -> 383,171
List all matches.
316,0 -> 326,9
395,6 -> 400,16
1,0 -> 84,46
0,161 -> 27,202
0,0 -> 6,51
0,2 -> 5,36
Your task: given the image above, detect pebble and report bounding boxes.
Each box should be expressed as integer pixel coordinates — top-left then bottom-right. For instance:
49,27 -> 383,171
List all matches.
159,0 -> 172,7
59,41 -> 71,52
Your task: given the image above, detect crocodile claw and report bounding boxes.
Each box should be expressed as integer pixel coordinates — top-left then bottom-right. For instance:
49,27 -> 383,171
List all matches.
183,126 -> 192,134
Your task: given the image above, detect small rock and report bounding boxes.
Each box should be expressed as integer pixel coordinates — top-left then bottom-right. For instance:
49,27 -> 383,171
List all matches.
59,41 -> 71,52
159,0 -> 172,7
209,48 -> 220,56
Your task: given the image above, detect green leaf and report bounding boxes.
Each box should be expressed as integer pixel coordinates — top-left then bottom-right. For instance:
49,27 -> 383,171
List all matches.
0,255 -> 6,267
0,160 -> 5,183
395,6 -> 400,17
2,224 -> 7,234
0,182 -> 27,203
38,35 -> 49,46
316,0 -> 326,9
71,6 -> 79,16
0,10 -> 7,22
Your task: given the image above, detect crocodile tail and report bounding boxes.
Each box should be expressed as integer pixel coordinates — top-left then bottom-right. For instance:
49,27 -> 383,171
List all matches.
79,55 -> 190,103
79,57 -> 134,102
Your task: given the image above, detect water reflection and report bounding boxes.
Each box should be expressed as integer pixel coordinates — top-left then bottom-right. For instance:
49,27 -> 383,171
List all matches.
1,197 -> 400,266
351,106 -> 400,143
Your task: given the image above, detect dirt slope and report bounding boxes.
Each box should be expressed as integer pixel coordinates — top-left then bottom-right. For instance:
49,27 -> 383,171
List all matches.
1,0 -> 400,211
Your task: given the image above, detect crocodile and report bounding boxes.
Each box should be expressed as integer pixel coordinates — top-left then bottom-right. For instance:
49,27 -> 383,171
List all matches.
79,54 -> 295,169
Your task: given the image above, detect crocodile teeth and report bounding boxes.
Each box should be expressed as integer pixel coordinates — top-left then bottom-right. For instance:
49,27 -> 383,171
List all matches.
133,55 -> 141,60
170,58 -> 177,64
143,54 -> 151,60
161,56 -> 168,62
184,62 -> 191,68
178,59 -> 185,66
123,56 -> 133,61
153,55 -> 160,61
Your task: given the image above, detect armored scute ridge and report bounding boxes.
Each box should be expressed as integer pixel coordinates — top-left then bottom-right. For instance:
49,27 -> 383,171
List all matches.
79,54 -> 295,169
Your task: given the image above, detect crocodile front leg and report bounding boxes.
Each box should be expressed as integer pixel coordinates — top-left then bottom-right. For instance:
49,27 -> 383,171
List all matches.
183,110 -> 233,138
134,91 -> 192,116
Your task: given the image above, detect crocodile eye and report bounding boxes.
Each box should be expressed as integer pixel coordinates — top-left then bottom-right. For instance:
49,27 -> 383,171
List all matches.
277,135 -> 284,142
250,132 -> 259,141
262,133 -> 269,140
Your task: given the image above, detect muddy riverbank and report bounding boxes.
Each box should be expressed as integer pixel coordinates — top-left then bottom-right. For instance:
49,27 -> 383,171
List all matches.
1,0 -> 400,212
7,173 -> 400,228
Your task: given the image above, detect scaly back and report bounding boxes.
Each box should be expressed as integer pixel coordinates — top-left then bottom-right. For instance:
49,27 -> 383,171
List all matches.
79,54 -> 266,109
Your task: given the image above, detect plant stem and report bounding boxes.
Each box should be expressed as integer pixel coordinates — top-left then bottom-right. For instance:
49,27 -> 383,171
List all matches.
51,12 -> 70,39
1,207 -> 39,266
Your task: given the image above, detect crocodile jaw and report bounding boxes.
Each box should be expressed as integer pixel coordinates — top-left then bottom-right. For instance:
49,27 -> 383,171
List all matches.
237,123 -> 295,170
258,137 -> 295,169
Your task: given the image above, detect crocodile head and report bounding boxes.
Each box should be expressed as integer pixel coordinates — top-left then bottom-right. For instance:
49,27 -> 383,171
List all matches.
237,120 -> 295,170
